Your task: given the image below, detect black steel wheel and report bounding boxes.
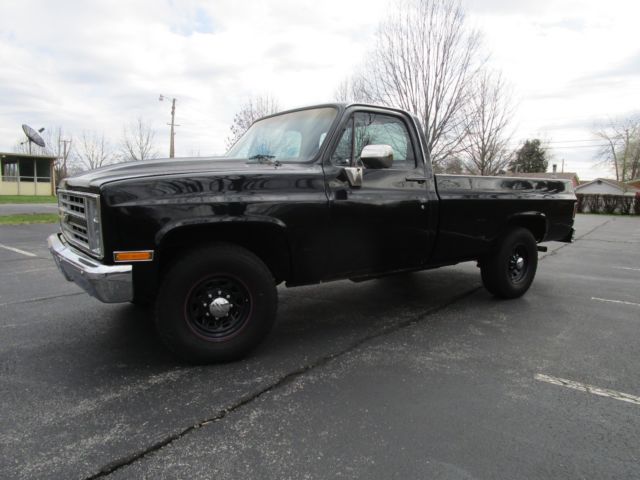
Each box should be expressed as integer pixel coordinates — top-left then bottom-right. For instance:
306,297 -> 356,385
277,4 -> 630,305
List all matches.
185,275 -> 251,341
155,243 -> 277,363
480,227 -> 538,299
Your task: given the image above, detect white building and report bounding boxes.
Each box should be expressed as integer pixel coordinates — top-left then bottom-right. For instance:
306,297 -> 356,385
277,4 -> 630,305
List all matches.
575,178 -> 639,196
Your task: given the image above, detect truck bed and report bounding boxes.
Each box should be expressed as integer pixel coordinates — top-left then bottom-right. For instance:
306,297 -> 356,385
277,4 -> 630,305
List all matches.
431,174 -> 576,263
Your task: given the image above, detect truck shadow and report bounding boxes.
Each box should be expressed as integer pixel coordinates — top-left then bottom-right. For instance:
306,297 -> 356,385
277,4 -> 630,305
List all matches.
101,265 -> 482,370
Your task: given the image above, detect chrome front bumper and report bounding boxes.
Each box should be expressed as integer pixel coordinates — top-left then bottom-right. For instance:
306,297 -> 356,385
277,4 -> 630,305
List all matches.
48,233 -> 132,303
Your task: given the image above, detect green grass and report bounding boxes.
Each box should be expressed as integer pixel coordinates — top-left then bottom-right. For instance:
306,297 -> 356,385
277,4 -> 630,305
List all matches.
0,195 -> 57,204
0,213 -> 59,225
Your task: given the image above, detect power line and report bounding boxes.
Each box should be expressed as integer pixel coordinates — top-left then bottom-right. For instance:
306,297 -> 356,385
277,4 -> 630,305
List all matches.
507,138 -> 603,146
506,143 -> 608,150
548,144 -> 608,149
541,139 -> 604,144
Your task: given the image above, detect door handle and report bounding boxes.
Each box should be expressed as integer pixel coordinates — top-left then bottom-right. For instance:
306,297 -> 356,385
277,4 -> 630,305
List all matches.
405,176 -> 428,184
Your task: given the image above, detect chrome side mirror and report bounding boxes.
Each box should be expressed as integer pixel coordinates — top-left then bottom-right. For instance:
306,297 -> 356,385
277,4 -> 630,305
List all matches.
361,144 -> 393,169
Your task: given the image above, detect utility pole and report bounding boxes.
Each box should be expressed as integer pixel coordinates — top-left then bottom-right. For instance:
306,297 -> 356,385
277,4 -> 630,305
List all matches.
169,98 -> 176,158
61,139 -> 71,178
159,95 -> 179,158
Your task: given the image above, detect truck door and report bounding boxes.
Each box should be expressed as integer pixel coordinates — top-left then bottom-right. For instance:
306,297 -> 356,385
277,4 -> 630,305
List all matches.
323,108 -> 434,279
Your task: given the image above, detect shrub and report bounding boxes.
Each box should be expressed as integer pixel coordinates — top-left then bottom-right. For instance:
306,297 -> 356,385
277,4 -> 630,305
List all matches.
575,193 -> 637,215
587,195 -> 601,213
602,195 -> 619,214
619,196 -> 633,215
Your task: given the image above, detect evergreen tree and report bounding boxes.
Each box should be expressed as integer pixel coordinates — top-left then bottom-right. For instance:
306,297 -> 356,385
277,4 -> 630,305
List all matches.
509,139 -> 548,172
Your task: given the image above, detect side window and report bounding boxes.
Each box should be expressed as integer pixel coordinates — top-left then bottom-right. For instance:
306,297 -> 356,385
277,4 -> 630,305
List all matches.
354,112 -> 415,166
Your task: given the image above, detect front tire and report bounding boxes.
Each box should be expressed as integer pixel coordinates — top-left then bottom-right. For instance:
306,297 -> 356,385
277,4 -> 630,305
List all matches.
155,244 -> 277,363
480,227 -> 538,299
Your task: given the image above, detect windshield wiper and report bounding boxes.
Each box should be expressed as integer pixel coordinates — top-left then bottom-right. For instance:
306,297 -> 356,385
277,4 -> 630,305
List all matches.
247,154 -> 281,166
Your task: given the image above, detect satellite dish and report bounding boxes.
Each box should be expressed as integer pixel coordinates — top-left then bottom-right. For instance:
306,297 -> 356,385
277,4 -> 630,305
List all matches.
22,124 -> 46,148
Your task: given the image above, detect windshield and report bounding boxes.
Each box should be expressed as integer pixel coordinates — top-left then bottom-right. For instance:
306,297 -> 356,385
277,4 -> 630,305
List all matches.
226,107 -> 337,163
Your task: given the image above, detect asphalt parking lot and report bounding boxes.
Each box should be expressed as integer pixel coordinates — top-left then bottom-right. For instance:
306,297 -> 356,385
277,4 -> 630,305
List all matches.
1,214 -> 639,479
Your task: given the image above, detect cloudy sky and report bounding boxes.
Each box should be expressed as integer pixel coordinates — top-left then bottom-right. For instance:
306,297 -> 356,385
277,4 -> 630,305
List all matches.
1,0 -> 638,179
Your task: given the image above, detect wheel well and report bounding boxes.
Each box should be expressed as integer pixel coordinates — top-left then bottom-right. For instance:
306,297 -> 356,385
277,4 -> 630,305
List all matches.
157,223 -> 291,284
507,215 -> 547,242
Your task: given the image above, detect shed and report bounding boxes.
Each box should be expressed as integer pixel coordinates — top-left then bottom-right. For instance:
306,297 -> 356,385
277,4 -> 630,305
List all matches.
0,152 -> 56,196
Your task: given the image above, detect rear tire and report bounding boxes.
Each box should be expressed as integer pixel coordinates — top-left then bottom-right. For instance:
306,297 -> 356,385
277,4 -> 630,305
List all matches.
155,244 -> 277,363
480,227 -> 538,299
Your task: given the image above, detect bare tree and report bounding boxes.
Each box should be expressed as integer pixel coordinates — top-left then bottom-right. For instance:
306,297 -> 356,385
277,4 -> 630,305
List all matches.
334,76 -> 370,103
459,70 -> 513,176
73,132 -> 115,171
48,128 -> 74,182
120,117 -> 158,162
595,116 -> 640,182
226,95 -> 280,149
441,156 -> 465,174
347,0 -> 482,170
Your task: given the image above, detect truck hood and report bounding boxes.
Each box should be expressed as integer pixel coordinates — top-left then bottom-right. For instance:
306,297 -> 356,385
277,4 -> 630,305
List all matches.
63,156 -> 288,190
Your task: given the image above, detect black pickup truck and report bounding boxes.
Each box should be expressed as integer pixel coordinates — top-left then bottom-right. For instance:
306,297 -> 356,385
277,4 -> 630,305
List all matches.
49,103 -> 576,362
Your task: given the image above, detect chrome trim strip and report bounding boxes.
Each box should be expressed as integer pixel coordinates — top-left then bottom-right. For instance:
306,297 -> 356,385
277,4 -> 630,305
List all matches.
57,189 -> 104,259
48,233 -> 132,303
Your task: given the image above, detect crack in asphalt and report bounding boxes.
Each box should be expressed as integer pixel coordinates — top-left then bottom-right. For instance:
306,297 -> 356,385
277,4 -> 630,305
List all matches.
580,238 -> 639,245
0,291 -> 85,308
0,255 -> 49,264
85,286 -> 483,479
539,218 -> 613,259
84,217 -> 612,479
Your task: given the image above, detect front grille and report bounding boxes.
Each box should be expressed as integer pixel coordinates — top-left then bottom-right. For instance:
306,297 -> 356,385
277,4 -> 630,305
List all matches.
58,189 -> 102,257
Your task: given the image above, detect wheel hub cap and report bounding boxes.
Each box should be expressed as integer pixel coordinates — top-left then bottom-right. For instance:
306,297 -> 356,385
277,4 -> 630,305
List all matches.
209,297 -> 231,318
186,277 -> 251,340
508,248 -> 528,283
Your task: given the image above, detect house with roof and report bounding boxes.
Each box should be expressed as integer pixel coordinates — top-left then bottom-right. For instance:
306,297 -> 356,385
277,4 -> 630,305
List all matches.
574,178 -> 639,215
0,152 -> 57,196
575,178 -> 639,196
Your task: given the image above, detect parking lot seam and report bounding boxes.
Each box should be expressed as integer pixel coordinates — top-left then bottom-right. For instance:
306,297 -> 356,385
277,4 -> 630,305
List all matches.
84,285 -> 484,479
0,292 -> 85,308
3,266 -> 57,275
540,218 -> 613,259
580,238 -> 640,245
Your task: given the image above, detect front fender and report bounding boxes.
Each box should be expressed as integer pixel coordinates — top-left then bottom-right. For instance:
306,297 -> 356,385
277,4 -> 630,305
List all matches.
154,214 -> 288,246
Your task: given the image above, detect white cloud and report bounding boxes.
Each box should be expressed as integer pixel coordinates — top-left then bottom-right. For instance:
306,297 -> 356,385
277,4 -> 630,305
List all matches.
465,0 -> 640,179
0,0 -> 638,180
0,0 -> 387,157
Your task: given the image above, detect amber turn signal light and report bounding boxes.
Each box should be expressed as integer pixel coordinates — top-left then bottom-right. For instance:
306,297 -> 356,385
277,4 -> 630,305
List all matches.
113,251 -> 154,262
